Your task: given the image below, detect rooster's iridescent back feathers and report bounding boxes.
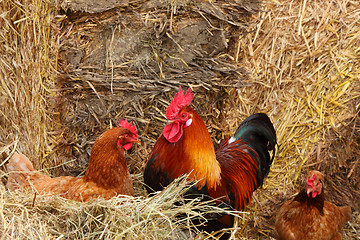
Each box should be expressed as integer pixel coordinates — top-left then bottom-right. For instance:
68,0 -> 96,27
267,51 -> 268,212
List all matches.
233,113 -> 277,187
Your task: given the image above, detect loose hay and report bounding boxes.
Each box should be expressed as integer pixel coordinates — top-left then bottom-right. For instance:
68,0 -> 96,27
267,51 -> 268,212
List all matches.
1,0 -> 359,239
0,176 -> 243,239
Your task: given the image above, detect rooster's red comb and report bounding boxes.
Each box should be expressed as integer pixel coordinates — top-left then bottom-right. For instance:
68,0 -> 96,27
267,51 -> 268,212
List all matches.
166,86 -> 194,120
119,119 -> 137,137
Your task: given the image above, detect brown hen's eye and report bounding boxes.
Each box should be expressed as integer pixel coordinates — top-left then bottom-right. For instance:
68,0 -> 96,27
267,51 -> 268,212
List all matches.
182,113 -> 186,118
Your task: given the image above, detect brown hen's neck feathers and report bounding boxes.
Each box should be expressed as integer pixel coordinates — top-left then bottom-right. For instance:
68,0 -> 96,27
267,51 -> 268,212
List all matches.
83,128 -> 131,189
163,107 -> 221,189
293,189 -> 325,215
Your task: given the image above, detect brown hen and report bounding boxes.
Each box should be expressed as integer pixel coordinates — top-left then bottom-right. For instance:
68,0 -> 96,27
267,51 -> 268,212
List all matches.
275,170 -> 351,240
6,119 -> 139,201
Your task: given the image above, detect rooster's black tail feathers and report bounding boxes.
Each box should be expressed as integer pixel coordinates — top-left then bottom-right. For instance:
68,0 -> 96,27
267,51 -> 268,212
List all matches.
234,113 -> 277,187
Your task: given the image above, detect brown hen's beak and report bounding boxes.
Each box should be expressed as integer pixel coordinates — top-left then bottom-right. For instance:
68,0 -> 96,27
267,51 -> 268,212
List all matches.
306,188 -> 312,196
130,138 -> 141,144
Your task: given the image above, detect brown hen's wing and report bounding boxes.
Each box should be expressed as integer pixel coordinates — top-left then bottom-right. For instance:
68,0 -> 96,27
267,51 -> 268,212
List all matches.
275,199 -> 351,240
6,153 -> 77,195
339,205 -> 351,224
7,153 -> 134,201
31,176 -> 131,201
321,202 -> 351,239
275,200 -> 306,240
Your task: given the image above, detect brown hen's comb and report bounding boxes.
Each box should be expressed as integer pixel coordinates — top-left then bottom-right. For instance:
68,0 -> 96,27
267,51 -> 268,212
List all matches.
166,86 -> 194,120
119,119 -> 137,137
307,174 -> 316,187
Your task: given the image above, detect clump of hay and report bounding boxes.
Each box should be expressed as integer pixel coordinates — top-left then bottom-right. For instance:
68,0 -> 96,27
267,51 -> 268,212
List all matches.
0,175 -> 243,239
1,0 -> 359,239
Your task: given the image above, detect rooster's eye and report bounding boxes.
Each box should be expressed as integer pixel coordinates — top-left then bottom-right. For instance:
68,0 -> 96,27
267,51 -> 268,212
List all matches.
124,134 -> 129,138
182,113 -> 187,118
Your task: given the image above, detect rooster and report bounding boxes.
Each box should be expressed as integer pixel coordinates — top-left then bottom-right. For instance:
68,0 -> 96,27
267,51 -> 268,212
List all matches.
275,170 -> 351,240
7,119 -> 139,201
144,86 -> 277,235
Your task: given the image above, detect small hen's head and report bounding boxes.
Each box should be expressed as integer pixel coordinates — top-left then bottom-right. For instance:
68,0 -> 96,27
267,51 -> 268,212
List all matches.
305,170 -> 324,198
118,119 -> 140,150
163,86 -> 194,143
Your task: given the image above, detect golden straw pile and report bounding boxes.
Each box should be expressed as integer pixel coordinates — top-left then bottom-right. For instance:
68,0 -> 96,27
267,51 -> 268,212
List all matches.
1,0 -> 359,239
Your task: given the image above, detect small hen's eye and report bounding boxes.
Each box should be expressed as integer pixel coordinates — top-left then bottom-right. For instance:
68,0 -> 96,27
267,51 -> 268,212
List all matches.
124,134 -> 129,138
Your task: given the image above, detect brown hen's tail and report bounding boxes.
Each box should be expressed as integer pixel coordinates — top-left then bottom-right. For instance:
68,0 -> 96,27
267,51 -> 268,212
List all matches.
340,206 -> 351,224
6,153 -> 35,191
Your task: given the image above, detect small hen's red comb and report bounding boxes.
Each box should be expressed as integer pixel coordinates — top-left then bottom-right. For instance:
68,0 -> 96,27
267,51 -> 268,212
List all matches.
166,86 -> 194,120
307,174 -> 315,187
119,119 -> 137,137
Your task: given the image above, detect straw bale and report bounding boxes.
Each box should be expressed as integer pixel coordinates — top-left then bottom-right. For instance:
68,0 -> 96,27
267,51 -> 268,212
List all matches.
59,0 -> 134,13
231,0 -> 360,238
0,0 -> 57,170
50,0 -> 259,176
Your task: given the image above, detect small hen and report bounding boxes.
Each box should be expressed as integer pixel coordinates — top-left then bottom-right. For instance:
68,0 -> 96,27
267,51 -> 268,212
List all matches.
275,170 -> 351,240
6,119 -> 139,201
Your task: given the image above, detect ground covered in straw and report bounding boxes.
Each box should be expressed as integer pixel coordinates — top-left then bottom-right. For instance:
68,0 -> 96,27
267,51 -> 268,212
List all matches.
1,0 -> 359,239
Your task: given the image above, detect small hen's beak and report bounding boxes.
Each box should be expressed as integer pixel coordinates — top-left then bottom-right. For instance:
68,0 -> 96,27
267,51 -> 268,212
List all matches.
130,138 -> 141,144
306,188 -> 311,196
